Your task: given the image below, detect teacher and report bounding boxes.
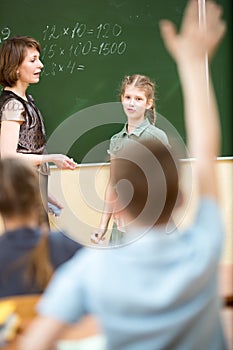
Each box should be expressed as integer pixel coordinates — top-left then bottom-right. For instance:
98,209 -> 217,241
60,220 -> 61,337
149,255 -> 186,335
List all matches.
0,36 -> 77,222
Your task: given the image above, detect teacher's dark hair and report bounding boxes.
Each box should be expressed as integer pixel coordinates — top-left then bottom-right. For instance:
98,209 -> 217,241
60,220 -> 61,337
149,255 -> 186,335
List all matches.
0,36 -> 41,88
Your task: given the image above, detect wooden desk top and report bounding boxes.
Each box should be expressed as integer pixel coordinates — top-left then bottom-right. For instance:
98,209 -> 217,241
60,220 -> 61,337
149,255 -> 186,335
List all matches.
1,315 -> 100,350
0,295 -> 100,350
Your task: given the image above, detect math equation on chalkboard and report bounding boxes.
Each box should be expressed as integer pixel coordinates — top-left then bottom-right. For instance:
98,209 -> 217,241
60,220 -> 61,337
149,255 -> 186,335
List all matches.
40,22 -> 127,77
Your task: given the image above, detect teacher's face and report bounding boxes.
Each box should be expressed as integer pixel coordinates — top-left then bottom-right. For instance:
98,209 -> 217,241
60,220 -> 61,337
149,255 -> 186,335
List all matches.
17,47 -> 43,85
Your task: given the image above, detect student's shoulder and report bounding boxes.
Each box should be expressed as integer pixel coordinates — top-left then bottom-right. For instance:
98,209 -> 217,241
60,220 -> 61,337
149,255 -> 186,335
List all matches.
48,231 -> 82,250
0,234 -> 8,260
48,231 -> 83,267
146,124 -> 169,145
68,247 -> 112,277
147,124 -> 166,135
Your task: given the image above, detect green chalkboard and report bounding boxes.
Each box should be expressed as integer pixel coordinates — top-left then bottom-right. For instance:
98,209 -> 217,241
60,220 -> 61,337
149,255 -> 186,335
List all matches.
0,0 -> 232,162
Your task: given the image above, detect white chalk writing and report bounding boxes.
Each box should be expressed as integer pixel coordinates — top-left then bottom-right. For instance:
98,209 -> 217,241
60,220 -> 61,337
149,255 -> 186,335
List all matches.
0,27 -> 11,44
41,22 -> 127,76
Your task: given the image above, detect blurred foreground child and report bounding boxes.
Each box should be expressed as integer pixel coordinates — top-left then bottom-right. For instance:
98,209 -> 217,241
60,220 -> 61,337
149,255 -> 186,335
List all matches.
0,158 -> 82,297
19,1 -> 227,349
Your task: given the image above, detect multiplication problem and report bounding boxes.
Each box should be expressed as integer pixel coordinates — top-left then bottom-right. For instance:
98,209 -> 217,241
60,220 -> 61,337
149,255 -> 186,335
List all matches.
41,40 -> 126,59
41,21 -> 128,76
41,60 -> 85,76
42,22 -> 123,41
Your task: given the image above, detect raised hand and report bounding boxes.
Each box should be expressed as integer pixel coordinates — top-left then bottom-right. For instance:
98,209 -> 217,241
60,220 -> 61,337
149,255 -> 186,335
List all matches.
159,0 -> 226,64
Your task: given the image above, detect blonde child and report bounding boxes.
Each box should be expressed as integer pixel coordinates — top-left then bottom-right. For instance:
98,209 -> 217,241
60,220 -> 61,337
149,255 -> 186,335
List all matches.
92,74 -> 169,245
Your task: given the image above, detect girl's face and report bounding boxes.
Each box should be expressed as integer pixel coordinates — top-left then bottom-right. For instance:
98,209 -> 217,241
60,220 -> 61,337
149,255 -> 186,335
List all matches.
17,47 -> 43,85
121,86 -> 153,121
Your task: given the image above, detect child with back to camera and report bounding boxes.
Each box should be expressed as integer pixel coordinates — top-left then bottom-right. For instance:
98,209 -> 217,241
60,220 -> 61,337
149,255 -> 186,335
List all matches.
0,158 -> 82,297
19,1 -> 228,349
92,74 -> 170,245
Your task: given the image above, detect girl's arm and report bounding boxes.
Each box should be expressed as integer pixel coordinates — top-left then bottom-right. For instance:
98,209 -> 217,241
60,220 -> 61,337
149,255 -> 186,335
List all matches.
91,180 -> 116,243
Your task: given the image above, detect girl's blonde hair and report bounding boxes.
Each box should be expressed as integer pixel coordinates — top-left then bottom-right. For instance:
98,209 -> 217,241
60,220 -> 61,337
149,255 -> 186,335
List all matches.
0,158 -> 53,290
120,74 -> 156,125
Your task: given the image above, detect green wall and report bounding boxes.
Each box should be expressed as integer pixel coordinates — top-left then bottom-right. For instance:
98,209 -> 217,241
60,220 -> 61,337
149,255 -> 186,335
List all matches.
0,0 -> 232,162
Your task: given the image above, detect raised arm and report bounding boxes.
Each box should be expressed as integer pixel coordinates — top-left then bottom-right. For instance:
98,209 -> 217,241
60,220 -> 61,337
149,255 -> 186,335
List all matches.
159,0 -> 226,199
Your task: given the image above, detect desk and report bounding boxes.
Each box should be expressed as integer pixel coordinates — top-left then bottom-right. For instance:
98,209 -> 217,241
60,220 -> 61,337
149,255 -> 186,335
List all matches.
1,296 -> 232,350
1,316 -> 101,350
0,295 -> 101,350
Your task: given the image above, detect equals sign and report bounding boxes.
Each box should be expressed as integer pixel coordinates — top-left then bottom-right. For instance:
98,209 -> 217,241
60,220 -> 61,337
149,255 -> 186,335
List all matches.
87,29 -> 94,35
92,47 -> 98,53
77,65 -> 85,71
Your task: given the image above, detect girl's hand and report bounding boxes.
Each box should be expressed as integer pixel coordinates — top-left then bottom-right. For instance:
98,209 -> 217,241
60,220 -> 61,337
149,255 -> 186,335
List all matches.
90,228 -> 106,244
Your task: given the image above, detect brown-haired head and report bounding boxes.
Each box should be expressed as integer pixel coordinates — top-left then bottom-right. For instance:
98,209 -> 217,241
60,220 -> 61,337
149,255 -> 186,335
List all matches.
0,157 -> 53,290
0,157 -> 42,219
0,36 -> 41,87
111,139 -> 180,227
120,74 -> 156,125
